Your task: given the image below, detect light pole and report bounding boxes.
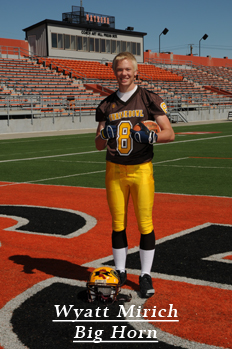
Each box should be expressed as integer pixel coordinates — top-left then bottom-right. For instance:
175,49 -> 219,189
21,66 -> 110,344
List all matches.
159,28 -> 169,53
199,34 -> 208,56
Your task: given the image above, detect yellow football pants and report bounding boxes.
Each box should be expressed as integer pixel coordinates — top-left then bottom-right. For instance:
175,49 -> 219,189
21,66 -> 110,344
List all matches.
105,161 -> 154,235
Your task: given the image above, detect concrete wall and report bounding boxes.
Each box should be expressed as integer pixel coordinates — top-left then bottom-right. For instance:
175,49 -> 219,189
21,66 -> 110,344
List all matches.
0,114 -> 98,134
172,107 -> 230,123
0,108 -> 230,135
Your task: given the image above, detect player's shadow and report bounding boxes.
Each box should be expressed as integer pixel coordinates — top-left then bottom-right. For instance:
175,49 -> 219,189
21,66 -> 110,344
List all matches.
9,255 -> 90,281
9,254 -> 139,290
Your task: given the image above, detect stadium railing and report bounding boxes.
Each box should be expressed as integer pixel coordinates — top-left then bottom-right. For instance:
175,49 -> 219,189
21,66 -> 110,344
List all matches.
1,45 -> 232,124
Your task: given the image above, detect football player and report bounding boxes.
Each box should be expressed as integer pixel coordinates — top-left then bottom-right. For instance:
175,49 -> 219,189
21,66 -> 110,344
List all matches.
95,52 -> 175,298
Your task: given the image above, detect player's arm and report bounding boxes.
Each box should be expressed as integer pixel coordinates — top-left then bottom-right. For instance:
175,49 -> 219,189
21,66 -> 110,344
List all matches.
155,114 -> 175,143
95,121 -> 107,150
95,120 -> 118,150
130,114 -> 175,145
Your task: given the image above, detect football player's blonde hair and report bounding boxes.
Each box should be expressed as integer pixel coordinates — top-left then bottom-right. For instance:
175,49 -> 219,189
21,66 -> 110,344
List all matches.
112,52 -> 138,72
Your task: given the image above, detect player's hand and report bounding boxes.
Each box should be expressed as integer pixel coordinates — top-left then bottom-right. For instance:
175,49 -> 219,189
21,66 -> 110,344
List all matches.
130,122 -> 158,144
100,121 -> 117,140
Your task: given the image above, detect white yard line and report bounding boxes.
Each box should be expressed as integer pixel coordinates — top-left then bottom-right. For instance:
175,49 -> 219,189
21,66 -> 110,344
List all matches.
157,134 -> 232,145
0,170 -> 107,187
156,165 -> 232,169
0,150 -> 101,163
44,160 -> 106,164
25,170 -> 107,183
153,157 -> 232,169
0,134 -> 232,187
153,157 -> 189,164
0,134 -> 231,164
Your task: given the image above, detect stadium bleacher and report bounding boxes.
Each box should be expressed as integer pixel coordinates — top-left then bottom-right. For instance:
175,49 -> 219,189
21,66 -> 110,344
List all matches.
1,53 -> 232,123
0,58 -> 105,117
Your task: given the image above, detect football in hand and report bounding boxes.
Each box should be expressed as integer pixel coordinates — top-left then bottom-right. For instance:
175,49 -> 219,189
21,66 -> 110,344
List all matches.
133,120 -> 161,133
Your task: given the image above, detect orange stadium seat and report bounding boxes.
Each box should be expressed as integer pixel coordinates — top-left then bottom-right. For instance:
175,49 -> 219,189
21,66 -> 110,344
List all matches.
1,57 -> 232,117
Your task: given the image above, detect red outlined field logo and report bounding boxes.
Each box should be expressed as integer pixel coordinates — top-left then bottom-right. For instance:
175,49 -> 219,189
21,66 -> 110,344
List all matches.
0,182 -> 231,348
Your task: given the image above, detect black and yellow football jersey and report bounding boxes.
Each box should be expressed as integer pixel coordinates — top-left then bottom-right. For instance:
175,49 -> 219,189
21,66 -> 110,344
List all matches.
96,86 -> 167,165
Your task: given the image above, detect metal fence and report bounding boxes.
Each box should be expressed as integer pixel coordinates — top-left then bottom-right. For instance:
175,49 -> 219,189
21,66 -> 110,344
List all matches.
0,94 -> 100,126
1,93 -> 231,126
1,45 -> 232,125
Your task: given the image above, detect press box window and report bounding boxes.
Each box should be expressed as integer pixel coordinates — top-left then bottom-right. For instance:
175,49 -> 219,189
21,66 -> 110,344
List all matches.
106,40 -> 111,53
70,36 -> 76,50
116,41 -> 121,53
89,37 -> 94,52
111,40 -> 116,54
52,33 -> 64,49
95,38 -> 100,52
132,42 -> 136,55
121,41 -> 126,52
101,39 -> 106,53
83,37 -> 88,51
58,34 -> 63,49
77,36 -> 83,51
51,33 -> 57,48
65,35 -> 70,50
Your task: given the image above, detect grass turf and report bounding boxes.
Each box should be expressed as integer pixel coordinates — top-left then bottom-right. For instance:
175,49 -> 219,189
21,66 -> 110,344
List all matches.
0,121 -> 231,196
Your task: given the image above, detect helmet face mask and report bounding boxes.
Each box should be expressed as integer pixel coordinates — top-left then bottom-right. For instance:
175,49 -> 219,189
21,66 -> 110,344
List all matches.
87,267 -> 120,303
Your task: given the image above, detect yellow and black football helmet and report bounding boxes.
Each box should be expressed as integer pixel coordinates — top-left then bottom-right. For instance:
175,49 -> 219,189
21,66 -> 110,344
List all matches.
87,267 -> 120,302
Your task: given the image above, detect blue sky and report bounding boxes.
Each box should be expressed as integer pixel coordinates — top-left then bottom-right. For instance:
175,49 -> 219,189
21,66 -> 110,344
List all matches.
1,0 -> 232,59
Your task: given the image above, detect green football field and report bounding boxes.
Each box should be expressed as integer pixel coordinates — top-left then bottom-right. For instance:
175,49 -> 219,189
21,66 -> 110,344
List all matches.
0,121 -> 231,197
